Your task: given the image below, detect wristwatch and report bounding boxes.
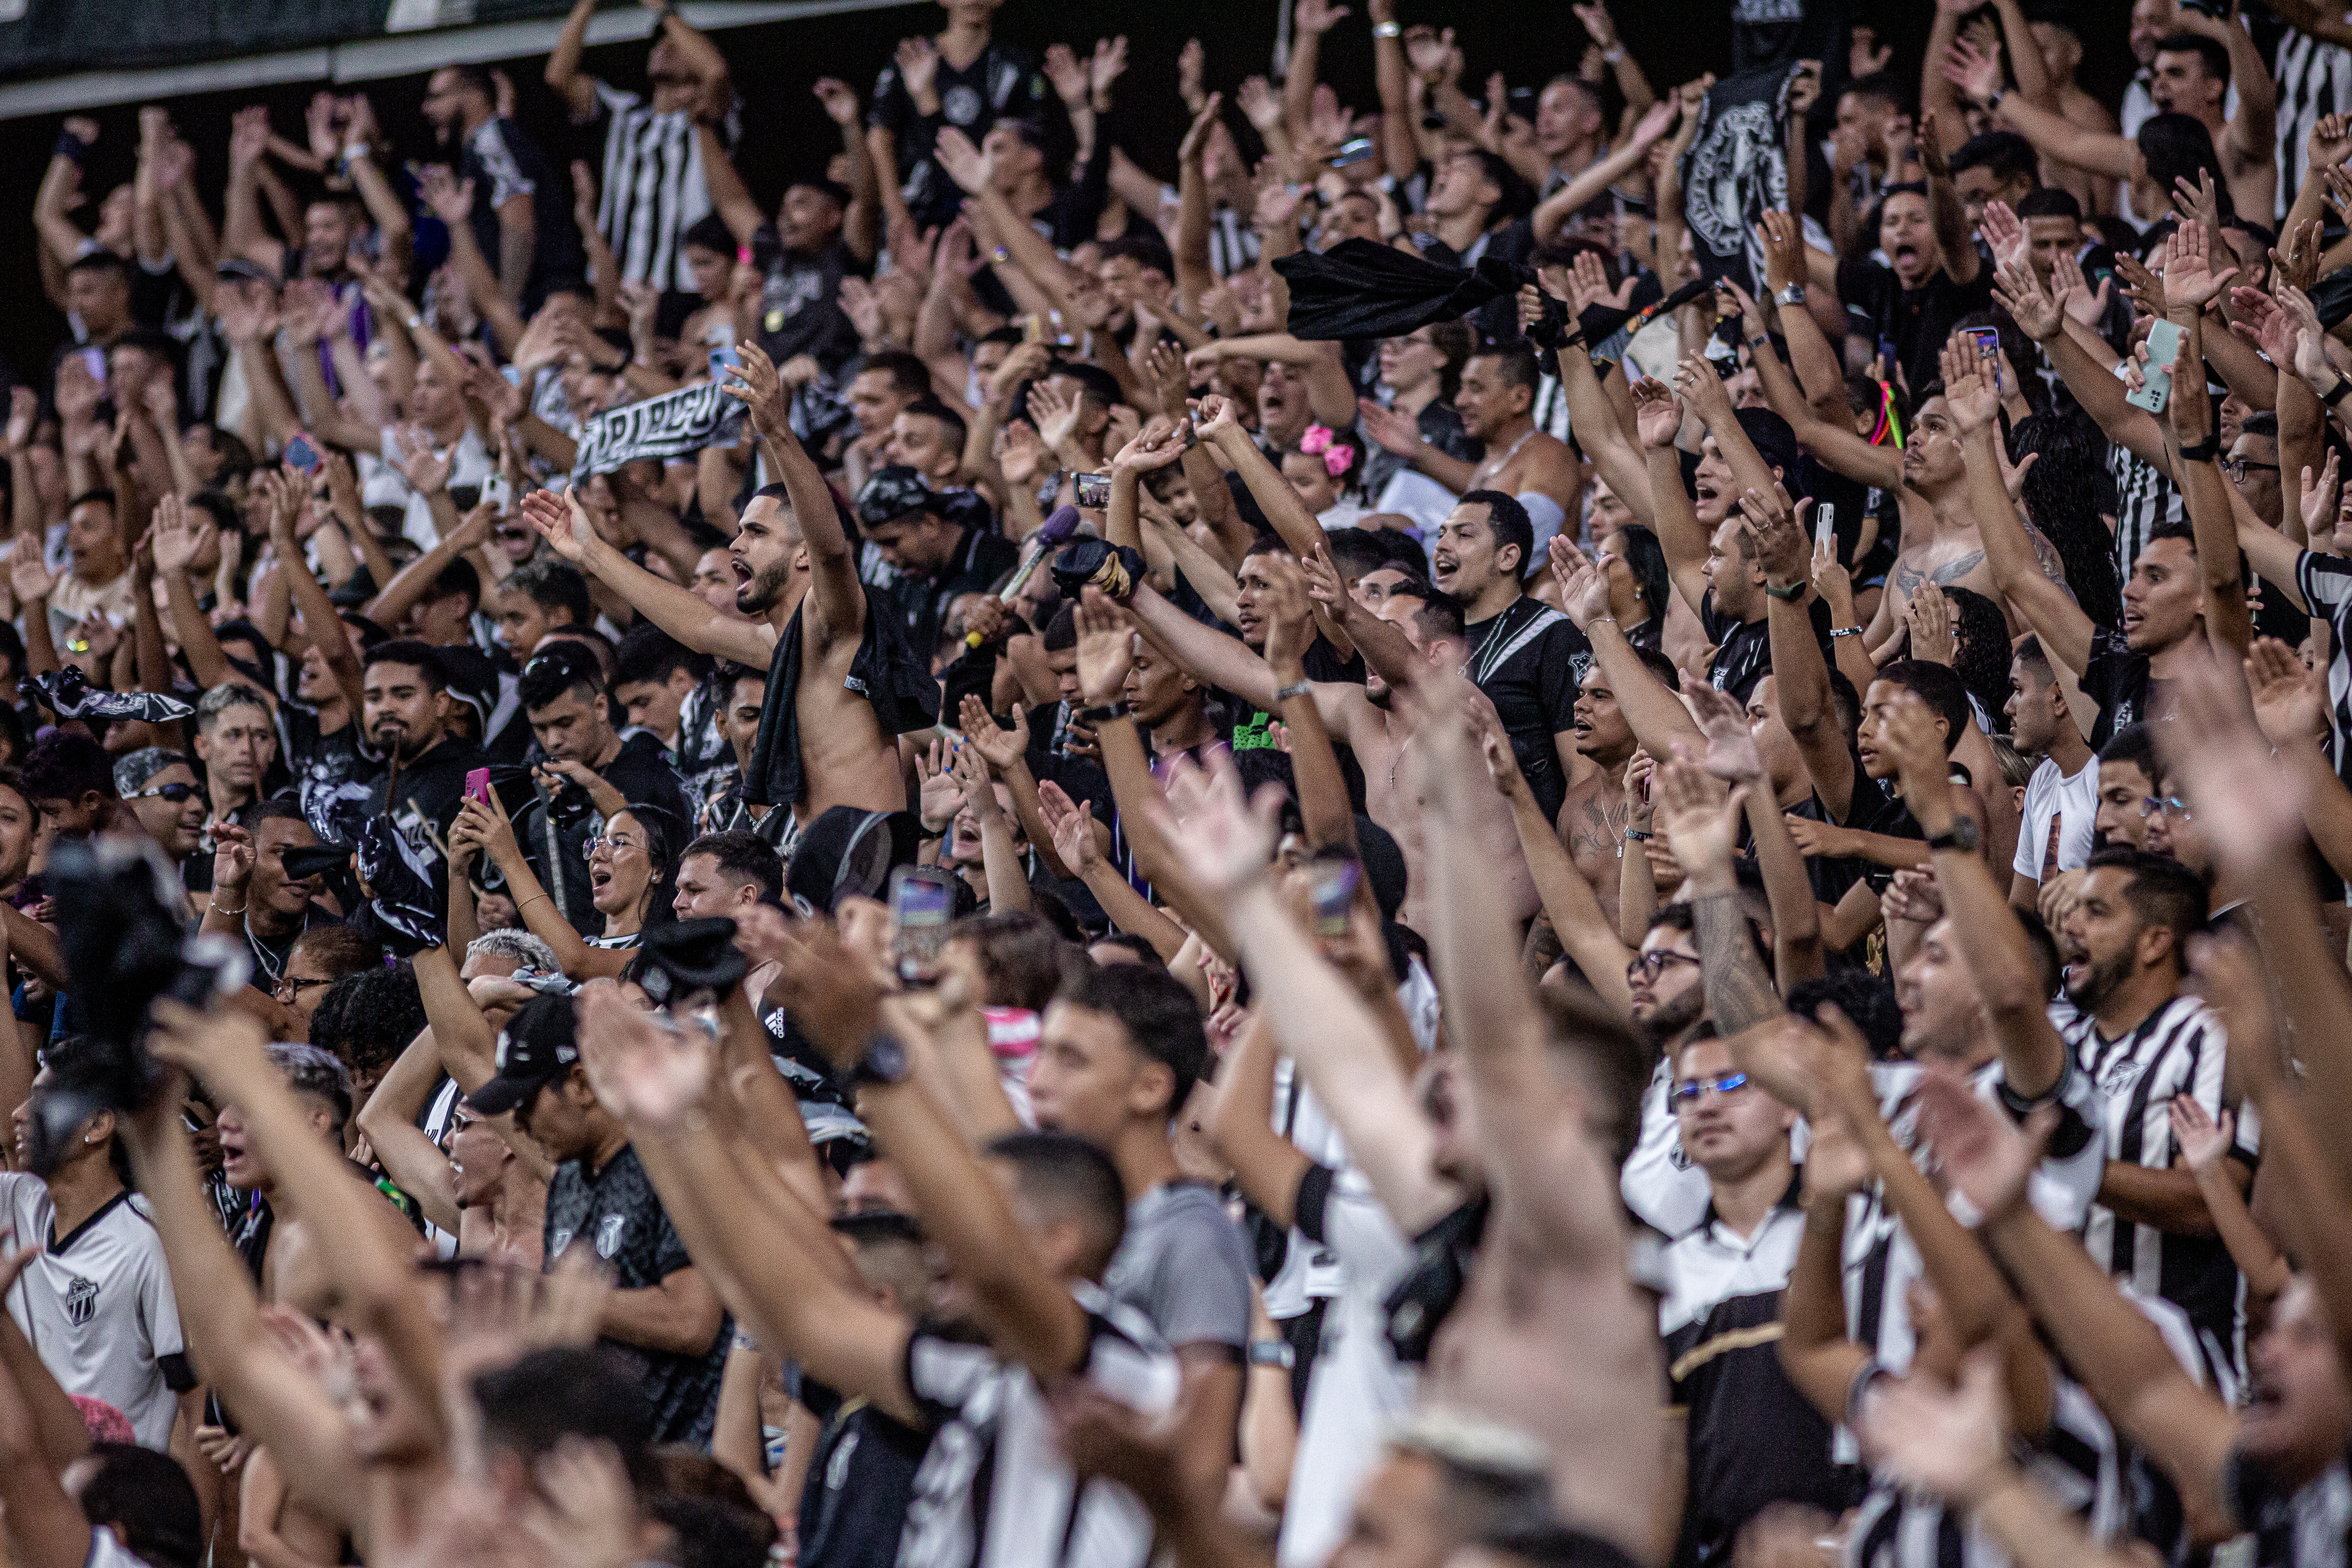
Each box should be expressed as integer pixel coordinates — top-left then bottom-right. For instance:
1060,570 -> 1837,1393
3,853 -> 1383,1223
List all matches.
2324,373 -> 2352,407
1775,283 -> 1806,308
1372,20 -> 1401,37
1273,679 -> 1312,702
848,1033 -> 915,1089
1764,579 -> 1807,601
1247,1340 -> 1296,1368
1074,700 -> 1131,724
1925,819 -> 1981,854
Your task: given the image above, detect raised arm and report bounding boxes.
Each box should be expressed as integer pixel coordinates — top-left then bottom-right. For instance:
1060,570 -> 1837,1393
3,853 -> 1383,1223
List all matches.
543,0 -> 603,120
1942,332 -> 2098,677
354,1028 -> 462,1234
1878,691 -> 2065,1098
1737,483 -> 1859,822
1155,758 -> 1461,1234
1627,379 -> 1712,618
519,486 -> 774,667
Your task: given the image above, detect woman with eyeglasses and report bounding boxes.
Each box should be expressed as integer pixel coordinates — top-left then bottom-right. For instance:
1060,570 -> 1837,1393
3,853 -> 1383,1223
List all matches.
450,787 -> 671,980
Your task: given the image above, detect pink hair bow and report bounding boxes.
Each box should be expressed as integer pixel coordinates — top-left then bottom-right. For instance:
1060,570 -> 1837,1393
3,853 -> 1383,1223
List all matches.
1299,424 -> 1354,478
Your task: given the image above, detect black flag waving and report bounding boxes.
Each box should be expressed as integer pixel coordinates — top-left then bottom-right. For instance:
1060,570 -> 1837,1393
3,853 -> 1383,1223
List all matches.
1676,64 -> 1804,298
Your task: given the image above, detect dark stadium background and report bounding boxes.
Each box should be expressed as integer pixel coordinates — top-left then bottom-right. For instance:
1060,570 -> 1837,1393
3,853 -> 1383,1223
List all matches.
0,0 -> 2134,383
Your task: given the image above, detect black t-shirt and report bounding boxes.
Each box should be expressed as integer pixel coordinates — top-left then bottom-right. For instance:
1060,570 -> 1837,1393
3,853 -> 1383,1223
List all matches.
2080,626 -> 2152,749
1835,258 -> 1995,404
1463,597 -> 1591,822
544,1145 -> 727,1445
1701,592 -> 1833,706
867,40 -> 1051,227
874,512 -> 1020,659
753,227 -> 862,373
796,1374 -> 930,1568
284,701 -> 380,849
459,116 -> 585,316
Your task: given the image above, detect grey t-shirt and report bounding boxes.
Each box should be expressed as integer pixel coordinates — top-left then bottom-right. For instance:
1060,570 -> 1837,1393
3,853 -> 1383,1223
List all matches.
1103,1180 -> 1252,1352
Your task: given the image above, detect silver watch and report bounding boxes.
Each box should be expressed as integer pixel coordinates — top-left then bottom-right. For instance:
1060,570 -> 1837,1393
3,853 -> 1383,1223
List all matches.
1775,283 -> 1807,308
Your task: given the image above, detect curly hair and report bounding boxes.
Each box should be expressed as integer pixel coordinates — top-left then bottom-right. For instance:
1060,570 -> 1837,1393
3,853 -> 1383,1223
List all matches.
2009,411 -> 2123,629
1940,584 -> 2013,730
307,960 -> 428,1086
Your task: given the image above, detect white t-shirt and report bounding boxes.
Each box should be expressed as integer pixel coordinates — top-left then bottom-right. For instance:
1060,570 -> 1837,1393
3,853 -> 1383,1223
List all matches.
0,1175 -> 189,1450
2012,754 -> 2100,883
366,425 -> 496,552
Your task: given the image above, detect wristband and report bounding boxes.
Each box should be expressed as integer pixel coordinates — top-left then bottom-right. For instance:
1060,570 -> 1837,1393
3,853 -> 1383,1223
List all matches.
1601,46 -> 1626,62
1247,1339 -> 1296,1368
1273,679 -> 1312,702
1074,701 -> 1130,724
1829,625 -> 1864,639
1372,20 -> 1401,36
2177,435 -> 2220,464
1624,829 -> 1654,842
1764,579 -> 1807,601
55,129 -> 90,164
2325,374 -> 2352,408
916,822 -> 949,841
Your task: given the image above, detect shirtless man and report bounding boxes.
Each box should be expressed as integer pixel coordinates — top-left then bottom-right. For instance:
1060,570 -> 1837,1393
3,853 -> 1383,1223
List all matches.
523,341 -> 929,828
1360,342 -> 1581,557
1129,554 -> 1534,929
1554,664 -> 1644,933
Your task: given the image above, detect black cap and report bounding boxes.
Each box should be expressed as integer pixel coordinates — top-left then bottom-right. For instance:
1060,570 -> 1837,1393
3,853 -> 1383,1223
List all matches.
638,916 -> 749,1005
855,466 -> 939,528
784,807 -> 920,918
466,993 -> 579,1115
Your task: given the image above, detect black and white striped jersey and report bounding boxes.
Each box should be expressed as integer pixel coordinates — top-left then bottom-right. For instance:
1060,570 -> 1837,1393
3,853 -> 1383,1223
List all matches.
1848,1368 -> 2127,1568
2296,552 -> 2352,791
2276,33 -> 2352,226
2227,1446 -> 2352,1568
591,81 -> 718,293
2054,993 -> 2258,1365
1841,1055 -> 2106,1379
895,1282 -> 1178,1568
2110,446 -> 2182,588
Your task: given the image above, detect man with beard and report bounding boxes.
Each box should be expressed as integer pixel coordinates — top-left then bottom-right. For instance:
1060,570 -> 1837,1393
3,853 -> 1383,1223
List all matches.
523,341 -> 931,835
1617,906 -> 1716,1240
417,63 -> 582,314
515,643 -> 693,933
2052,846 -> 2256,1371
358,640 -> 488,923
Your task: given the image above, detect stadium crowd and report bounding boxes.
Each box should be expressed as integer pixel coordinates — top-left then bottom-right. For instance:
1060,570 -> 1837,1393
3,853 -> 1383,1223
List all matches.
5,0 -> 2352,1567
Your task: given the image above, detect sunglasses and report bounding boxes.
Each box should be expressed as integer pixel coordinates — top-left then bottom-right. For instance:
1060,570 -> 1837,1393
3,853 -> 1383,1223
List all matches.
132,782 -> 208,804
1669,1071 -> 1750,1109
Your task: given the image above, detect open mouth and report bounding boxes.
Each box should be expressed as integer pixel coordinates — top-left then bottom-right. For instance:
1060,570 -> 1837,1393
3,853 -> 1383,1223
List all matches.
732,559 -> 752,583
1695,482 -> 1720,508
1433,555 -> 1459,577
591,868 -> 614,891
1892,243 -> 1921,269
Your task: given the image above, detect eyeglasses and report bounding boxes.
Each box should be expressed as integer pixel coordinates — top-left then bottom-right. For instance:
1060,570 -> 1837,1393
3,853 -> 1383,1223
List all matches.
586,834 -> 643,855
1626,949 -> 1701,981
1669,1071 -> 1751,1109
437,1111 -> 477,1151
274,974 -> 334,999
2141,795 -> 2192,820
131,782 -> 208,804
2220,458 -> 2281,482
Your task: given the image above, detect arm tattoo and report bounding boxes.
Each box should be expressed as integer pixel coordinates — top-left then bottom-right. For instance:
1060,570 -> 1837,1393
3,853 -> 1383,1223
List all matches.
1693,888 -> 1786,1032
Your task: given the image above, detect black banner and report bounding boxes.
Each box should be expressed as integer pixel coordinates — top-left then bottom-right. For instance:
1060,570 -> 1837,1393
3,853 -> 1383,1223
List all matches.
0,0 -> 390,80
1674,63 -> 1802,298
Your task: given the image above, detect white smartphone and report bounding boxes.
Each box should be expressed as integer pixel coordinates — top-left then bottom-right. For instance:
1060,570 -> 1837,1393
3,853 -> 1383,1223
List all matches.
1814,501 -> 1835,553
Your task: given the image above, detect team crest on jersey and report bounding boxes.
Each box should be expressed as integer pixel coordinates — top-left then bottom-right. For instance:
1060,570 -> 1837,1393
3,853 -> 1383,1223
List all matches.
62,1275 -> 96,1327
595,1214 -> 626,1258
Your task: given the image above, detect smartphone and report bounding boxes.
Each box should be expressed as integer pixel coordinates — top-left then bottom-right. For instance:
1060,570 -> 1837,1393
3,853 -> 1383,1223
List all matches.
1962,325 -> 2003,396
1332,136 -> 1377,167
464,767 -> 492,806
2128,318 -> 2183,414
482,472 -> 512,512
1309,858 -> 1361,939
1074,472 -> 1111,508
890,864 -> 960,982
708,344 -> 742,383
1814,501 -> 1835,553
283,431 -> 324,474
78,347 -> 107,387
